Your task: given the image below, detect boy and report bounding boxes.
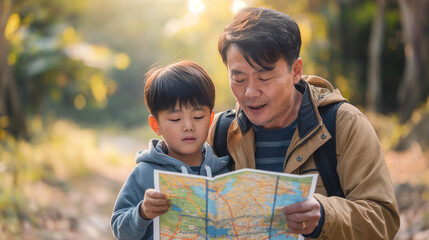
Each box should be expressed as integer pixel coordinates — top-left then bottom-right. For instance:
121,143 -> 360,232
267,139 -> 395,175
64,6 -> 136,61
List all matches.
110,60 -> 230,240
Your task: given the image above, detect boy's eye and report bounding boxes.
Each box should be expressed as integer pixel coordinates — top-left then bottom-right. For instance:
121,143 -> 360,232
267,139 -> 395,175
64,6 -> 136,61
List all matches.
169,118 -> 180,122
194,116 -> 204,120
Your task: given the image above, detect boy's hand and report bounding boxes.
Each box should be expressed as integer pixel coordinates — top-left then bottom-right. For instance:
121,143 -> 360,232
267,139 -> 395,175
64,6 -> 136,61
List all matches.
140,189 -> 170,220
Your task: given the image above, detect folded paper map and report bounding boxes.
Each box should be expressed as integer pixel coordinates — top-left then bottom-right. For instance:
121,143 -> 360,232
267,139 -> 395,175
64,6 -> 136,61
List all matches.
154,168 -> 318,240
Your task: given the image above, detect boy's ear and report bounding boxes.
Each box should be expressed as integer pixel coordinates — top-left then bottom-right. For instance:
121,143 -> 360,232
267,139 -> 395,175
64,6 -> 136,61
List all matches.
148,115 -> 161,136
209,111 -> 214,127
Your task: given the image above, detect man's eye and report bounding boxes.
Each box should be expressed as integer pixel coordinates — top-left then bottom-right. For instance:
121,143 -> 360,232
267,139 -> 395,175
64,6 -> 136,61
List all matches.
259,77 -> 272,81
233,78 -> 245,83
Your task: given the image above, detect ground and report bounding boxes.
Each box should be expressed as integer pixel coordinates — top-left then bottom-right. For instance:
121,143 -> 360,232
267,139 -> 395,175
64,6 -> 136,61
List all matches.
4,135 -> 429,240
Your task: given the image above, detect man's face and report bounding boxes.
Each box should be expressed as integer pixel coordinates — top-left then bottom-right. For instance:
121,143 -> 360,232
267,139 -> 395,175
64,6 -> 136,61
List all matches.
226,44 -> 302,129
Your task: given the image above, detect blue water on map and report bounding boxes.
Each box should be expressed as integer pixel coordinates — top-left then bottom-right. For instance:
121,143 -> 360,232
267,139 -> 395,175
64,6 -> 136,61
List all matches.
207,226 -> 229,236
190,185 -> 217,215
207,188 -> 217,215
171,204 -> 182,212
190,185 -> 205,199
220,179 -> 236,196
274,181 -> 304,207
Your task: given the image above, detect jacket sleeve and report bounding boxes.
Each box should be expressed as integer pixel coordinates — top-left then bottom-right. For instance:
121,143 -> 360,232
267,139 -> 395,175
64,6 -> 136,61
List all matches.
110,165 -> 153,240
313,103 -> 400,240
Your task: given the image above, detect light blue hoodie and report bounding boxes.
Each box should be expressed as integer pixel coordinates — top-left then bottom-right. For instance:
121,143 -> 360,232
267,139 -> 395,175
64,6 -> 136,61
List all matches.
110,139 -> 229,240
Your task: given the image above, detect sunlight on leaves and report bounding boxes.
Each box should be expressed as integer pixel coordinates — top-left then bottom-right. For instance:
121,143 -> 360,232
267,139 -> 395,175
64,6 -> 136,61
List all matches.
4,13 -> 20,40
114,53 -> 130,70
297,19 -> 312,49
231,0 -> 248,14
65,43 -> 112,69
62,26 -> 80,45
7,53 -> 16,65
90,75 -> 107,104
188,0 -> 205,14
74,94 -> 86,110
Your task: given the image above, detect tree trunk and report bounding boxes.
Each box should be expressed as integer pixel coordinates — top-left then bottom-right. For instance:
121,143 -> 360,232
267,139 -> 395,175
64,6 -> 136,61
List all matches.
397,0 -> 428,123
0,0 -> 28,139
366,0 -> 386,112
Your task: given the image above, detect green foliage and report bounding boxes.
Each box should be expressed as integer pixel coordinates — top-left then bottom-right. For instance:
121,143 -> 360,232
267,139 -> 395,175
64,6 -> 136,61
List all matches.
4,0 -> 420,130
0,120 -> 132,235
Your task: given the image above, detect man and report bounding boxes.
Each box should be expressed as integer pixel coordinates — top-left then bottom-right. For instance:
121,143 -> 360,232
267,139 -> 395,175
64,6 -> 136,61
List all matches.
207,7 -> 400,239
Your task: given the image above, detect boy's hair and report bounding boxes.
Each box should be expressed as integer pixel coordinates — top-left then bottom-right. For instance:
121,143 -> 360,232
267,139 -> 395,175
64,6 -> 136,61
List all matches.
144,60 -> 215,118
218,7 -> 301,70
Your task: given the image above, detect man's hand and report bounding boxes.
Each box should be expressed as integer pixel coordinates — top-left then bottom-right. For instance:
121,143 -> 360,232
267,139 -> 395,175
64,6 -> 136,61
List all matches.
283,197 -> 321,235
139,189 -> 170,220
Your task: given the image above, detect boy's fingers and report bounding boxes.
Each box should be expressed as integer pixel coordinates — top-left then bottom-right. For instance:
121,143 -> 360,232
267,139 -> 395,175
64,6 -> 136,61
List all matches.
146,189 -> 168,199
146,203 -> 171,213
146,197 -> 170,206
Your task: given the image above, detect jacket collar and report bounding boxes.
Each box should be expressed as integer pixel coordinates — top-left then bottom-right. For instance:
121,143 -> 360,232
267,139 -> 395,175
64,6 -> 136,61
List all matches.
296,80 -> 319,139
236,79 -> 319,139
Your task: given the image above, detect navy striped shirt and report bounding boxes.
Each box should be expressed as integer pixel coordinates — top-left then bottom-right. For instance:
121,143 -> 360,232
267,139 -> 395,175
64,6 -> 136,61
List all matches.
254,119 -> 298,172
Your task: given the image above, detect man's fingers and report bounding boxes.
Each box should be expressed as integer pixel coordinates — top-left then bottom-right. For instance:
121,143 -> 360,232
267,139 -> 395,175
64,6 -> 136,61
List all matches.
283,197 -> 320,214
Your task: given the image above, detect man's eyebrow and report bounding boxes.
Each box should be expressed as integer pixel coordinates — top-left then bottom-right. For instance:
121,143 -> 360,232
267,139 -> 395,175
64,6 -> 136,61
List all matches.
230,69 -> 244,76
256,68 -> 269,73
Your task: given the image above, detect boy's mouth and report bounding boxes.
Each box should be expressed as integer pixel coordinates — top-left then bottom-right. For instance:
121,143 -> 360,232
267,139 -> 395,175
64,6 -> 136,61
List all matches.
183,136 -> 196,142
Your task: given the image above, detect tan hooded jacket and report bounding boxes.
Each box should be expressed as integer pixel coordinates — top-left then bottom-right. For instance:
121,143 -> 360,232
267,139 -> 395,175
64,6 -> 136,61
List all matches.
207,75 -> 400,239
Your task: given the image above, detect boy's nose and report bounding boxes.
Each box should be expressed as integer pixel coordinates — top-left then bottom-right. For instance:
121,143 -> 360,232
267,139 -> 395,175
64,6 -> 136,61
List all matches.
183,120 -> 194,132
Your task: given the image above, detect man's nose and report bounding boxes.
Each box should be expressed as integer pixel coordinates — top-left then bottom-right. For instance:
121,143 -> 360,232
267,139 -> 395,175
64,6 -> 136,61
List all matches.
244,78 -> 261,98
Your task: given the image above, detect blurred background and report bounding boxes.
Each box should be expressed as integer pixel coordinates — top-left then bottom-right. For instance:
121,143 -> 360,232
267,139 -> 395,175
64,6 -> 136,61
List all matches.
1,0 -> 428,239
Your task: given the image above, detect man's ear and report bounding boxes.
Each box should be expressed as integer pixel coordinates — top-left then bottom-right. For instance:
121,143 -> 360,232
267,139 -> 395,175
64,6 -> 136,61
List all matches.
292,57 -> 303,84
209,111 -> 214,127
148,115 -> 161,136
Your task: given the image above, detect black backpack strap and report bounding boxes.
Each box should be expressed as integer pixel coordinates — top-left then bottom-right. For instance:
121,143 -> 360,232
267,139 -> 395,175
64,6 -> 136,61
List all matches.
213,109 -> 236,170
314,101 -> 346,197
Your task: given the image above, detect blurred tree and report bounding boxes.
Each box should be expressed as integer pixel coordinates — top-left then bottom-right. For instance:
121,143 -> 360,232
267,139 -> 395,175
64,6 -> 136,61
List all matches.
397,0 -> 428,123
0,0 -> 28,139
366,0 -> 386,112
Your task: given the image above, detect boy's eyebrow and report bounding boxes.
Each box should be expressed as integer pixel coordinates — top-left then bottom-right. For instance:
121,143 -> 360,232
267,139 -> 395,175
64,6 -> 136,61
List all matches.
193,107 -> 207,111
167,108 -> 182,113
166,106 -> 207,113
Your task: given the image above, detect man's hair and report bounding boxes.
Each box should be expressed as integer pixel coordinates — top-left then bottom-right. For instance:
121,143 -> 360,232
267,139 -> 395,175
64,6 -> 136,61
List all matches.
144,60 -> 215,118
218,7 -> 301,70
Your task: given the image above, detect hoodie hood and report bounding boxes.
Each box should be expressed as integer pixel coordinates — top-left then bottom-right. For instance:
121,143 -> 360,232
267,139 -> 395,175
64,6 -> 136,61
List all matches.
135,139 -> 229,176
302,75 -> 348,107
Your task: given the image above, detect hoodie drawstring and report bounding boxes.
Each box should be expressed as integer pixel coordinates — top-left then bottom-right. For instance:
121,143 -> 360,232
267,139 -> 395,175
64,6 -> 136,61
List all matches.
180,165 -> 189,174
204,165 -> 212,178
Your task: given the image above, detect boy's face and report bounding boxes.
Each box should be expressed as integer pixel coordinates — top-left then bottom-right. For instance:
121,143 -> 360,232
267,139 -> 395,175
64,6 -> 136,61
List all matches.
151,102 -> 213,165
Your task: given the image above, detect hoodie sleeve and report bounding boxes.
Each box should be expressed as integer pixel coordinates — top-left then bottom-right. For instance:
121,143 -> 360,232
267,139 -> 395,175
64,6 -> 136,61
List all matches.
111,164 -> 154,240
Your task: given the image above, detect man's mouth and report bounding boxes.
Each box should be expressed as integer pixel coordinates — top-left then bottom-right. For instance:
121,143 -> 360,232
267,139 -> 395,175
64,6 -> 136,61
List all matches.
248,104 -> 267,110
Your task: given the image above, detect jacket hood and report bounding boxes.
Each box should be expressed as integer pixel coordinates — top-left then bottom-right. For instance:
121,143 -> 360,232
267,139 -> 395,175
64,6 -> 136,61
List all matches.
135,139 -> 229,176
302,75 -> 348,107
